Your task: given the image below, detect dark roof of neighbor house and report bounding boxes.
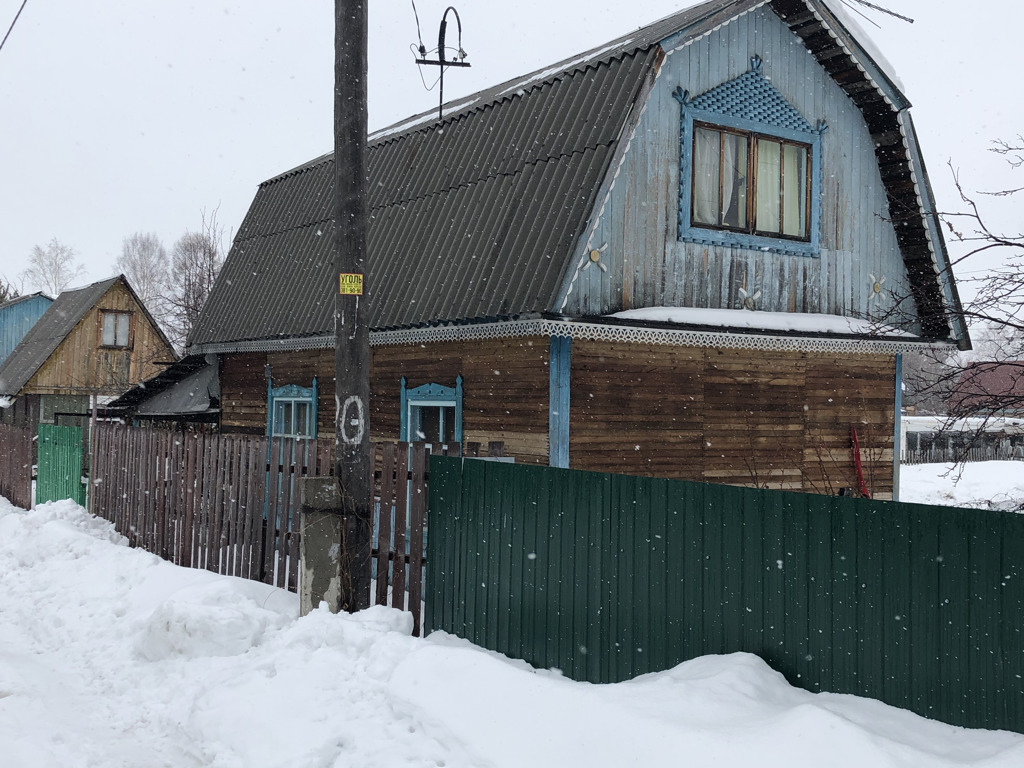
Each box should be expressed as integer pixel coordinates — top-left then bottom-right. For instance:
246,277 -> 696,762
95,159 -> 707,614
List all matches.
105,354 -> 219,417
0,292 -> 53,312
188,0 -> 964,351
949,361 -> 1024,417
0,275 -> 176,397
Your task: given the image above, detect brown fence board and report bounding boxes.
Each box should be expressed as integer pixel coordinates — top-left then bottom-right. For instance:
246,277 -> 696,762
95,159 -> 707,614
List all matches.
408,444 -> 429,636
374,445 -> 396,606
391,445 -> 410,608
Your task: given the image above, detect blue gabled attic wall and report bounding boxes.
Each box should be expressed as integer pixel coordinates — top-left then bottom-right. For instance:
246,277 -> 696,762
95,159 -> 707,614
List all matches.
558,4 -> 919,334
0,294 -> 52,366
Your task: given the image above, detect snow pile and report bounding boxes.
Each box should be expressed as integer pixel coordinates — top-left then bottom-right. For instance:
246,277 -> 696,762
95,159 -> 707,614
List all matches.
901,461 -> 1024,512
2,495 -> 1023,767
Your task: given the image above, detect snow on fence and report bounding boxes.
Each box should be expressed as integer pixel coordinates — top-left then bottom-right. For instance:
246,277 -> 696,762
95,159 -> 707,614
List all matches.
0,423 -> 33,509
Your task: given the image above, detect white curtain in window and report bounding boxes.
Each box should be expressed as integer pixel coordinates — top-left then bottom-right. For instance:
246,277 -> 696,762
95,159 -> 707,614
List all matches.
721,133 -> 747,228
756,139 -> 781,233
782,144 -> 807,237
693,127 -> 720,225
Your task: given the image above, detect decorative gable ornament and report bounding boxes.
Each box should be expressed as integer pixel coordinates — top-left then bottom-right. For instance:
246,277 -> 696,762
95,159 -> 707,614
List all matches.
678,56 -> 814,133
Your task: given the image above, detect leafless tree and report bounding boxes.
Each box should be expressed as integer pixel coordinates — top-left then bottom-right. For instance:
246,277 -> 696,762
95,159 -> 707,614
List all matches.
0,275 -> 21,303
165,209 -> 225,350
114,232 -> 169,315
896,138 -> 1024,465
21,238 -> 85,296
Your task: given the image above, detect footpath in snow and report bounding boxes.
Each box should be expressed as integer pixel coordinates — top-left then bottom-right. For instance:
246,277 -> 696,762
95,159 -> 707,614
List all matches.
1,494 -> 1023,767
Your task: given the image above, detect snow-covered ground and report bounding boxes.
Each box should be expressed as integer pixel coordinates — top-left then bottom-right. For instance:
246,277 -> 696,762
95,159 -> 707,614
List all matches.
901,460 -> 1024,511
3,484 -> 1024,767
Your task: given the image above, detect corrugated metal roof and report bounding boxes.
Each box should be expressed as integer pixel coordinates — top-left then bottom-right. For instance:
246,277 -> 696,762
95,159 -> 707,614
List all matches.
188,2 -> 748,348
0,277 -> 119,396
188,0 -> 962,350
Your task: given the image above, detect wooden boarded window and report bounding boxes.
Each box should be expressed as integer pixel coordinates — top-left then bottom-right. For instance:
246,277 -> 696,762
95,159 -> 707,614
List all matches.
692,122 -> 810,241
100,311 -> 132,348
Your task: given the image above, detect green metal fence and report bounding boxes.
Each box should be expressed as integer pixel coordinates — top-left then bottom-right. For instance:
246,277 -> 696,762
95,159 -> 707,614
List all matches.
426,457 -> 1024,733
37,424 -> 86,506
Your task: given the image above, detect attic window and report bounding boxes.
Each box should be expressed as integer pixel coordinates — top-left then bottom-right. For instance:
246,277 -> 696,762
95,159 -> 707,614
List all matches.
674,56 -> 824,258
692,124 -> 810,241
100,311 -> 131,348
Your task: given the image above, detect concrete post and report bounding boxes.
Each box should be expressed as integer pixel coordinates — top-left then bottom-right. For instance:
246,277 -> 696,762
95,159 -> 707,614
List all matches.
299,477 -> 348,616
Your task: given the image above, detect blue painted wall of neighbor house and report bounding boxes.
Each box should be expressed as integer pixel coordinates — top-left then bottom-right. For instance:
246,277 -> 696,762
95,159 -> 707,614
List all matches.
559,5 -> 917,333
0,294 -> 52,365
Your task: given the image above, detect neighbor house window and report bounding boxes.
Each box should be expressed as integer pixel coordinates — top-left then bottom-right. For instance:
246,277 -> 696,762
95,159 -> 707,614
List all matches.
100,311 -> 131,348
692,123 -> 810,241
267,379 -> 317,439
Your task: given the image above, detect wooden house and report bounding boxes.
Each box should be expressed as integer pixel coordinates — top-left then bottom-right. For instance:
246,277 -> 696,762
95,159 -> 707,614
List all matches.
0,292 -> 53,366
184,0 -> 969,499
0,275 -> 176,427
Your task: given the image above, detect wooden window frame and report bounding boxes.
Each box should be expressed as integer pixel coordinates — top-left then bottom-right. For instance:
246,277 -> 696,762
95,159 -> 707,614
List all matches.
266,379 -> 318,439
400,376 -> 463,445
691,121 -> 812,242
98,310 -> 133,350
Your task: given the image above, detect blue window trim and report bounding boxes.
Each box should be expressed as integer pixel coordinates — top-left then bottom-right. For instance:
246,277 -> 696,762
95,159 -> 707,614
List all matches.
400,376 -> 463,443
548,337 -> 571,468
674,63 -> 825,258
266,377 -> 318,438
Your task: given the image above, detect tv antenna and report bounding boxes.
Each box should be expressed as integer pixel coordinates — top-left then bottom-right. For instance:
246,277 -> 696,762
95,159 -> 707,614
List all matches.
411,4 -> 470,120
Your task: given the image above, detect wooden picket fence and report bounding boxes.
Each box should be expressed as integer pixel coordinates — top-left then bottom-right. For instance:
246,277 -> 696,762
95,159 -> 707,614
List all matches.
0,423 -> 33,509
90,424 -> 322,591
88,424 -> 479,634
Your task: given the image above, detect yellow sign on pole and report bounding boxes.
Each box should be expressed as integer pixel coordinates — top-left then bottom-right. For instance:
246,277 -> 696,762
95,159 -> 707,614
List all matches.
339,273 -> 364,295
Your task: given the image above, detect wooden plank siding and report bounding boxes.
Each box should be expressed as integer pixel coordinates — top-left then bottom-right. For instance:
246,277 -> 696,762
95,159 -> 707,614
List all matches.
562,5 -> 916,334
219,337 -> 552,465
569,339 -> 895,498
220,336 -> 892,497
23,280 -> 173,397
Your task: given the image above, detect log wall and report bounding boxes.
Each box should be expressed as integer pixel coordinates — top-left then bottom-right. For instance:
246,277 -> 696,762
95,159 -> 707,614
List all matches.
569,340 -> 895,498
219,337 -> 551,465
218,337 -> 895,496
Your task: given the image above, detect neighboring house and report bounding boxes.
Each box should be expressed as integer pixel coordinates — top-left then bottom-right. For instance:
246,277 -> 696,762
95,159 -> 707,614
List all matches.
181,0 -> 968,499
948,361 -> 1024,419
0,292 -> 53,366
902,415 -> 1024,463
0,275 -> 177,428
104,354 -> 219,428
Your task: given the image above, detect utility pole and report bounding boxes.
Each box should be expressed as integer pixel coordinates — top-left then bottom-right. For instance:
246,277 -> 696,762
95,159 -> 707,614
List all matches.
333,0 -> 371,611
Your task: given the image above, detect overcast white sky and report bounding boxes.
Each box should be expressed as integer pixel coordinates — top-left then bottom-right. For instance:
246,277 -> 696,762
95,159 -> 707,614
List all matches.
0,0 -> 1020,292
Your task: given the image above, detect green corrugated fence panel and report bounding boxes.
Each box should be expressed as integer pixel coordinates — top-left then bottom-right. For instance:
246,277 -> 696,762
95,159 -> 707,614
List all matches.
426,457 -> 1024,733
36,424 -> 85,506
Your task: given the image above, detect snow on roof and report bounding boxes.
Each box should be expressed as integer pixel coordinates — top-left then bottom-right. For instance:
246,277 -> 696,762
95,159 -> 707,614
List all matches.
610,306 -> 916,337
818,0 -> 906,94
903,416 -> 1024,434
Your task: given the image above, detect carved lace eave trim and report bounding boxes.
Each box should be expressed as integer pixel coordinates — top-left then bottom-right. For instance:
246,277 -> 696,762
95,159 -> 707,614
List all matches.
190,321 -> 955,356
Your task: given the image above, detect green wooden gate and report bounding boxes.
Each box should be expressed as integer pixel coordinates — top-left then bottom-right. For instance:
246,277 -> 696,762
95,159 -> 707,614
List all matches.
36,424 -> 86,506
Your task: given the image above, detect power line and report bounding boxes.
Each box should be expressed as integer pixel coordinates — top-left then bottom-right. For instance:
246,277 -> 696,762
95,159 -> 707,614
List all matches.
0,0 -> 28,55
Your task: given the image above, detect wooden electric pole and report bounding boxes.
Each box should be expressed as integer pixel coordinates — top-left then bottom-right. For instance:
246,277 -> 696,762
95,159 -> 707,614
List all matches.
333,0 -> 371,611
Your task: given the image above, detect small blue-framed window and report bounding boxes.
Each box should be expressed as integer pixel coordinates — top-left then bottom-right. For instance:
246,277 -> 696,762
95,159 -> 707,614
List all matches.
400,376 -> 463,444
267,379 -> 318,439
675,56 -> 825,258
